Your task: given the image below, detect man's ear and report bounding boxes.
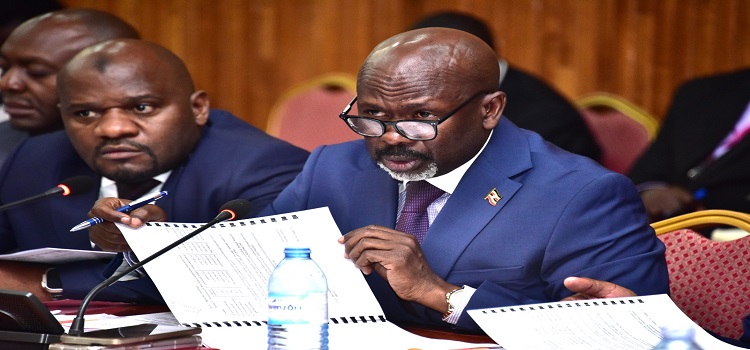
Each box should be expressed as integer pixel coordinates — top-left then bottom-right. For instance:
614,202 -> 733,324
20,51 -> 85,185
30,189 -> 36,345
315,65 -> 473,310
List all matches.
482,91 -> 506,130
190,91 -> 210,126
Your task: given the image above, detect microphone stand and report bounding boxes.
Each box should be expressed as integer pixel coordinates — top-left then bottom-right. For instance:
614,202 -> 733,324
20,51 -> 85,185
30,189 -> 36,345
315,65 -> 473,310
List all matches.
0,176 -> 94,212
67,212 -> 232,336
0,188 -> 64,212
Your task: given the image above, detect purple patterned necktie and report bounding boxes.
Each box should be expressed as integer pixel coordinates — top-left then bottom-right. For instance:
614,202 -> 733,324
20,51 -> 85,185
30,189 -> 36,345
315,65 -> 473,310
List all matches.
395,181 -> 445,244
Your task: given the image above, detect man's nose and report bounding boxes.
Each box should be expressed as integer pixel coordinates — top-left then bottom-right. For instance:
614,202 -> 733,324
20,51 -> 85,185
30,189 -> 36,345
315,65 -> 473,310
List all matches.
0,66 -> 25,93
94,109 -> 139,138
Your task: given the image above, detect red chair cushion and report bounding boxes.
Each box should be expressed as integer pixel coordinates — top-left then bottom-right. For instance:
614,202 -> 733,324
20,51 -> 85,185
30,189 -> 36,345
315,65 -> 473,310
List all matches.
658,229 -> 750,339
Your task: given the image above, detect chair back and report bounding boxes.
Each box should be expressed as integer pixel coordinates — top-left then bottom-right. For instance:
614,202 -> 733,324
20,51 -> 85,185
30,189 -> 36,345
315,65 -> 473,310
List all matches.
577,93 -> 659,174
651,210 -> 750,339
267,73 -> 360,152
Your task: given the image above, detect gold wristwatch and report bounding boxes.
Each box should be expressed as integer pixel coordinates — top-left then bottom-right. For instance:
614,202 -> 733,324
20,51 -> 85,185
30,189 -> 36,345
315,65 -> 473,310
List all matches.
443,286 -> 466,319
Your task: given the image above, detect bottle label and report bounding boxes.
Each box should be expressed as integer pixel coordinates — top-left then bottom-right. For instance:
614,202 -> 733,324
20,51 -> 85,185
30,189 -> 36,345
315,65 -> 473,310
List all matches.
268,293 -> 328,325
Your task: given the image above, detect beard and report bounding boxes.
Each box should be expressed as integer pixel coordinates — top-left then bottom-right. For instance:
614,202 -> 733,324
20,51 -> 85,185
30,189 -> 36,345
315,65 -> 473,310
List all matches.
94,139 -> 160,183
372,145 -> 438,181
377,161 -> 438,182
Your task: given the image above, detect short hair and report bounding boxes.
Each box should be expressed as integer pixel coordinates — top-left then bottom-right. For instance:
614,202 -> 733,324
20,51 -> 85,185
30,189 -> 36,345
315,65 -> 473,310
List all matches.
410,11 -> 495,50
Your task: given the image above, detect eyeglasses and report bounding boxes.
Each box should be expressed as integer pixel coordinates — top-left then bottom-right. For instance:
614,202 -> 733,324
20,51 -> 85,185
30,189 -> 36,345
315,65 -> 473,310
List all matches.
338,91 -> 487,141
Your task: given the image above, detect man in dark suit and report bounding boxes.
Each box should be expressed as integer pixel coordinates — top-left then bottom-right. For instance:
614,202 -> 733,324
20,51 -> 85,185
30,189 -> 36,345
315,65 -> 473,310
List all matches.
0,39 -> 309,302
410,11 -> 601,162
256,28 -> 667,332
628,68 -> 750,221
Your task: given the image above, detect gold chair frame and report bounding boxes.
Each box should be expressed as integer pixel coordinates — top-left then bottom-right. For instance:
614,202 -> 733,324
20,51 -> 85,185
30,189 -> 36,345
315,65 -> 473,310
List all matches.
651,209 -> 750,235
577,92 -> 660,140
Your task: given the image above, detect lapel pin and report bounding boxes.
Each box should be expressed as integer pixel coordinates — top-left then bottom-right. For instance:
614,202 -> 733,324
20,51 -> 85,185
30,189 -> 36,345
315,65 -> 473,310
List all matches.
484,188 -> 502,206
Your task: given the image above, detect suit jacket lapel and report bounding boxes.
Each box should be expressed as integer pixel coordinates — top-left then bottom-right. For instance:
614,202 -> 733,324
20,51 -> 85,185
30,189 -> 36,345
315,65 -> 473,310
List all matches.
421,119 -> 532,277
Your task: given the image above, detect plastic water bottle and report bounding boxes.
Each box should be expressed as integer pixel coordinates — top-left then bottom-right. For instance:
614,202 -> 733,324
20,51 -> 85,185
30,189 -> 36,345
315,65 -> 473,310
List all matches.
268,246 -> 329,350
652,323 -> 703,349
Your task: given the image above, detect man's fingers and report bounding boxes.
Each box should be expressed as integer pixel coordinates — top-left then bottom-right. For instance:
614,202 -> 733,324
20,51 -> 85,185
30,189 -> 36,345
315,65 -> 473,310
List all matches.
564,276 -> 605,295
563,277 -> 636,300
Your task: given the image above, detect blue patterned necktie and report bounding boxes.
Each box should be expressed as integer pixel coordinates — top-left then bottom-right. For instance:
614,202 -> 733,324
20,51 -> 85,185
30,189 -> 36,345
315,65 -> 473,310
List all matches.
395,181 -> 445,244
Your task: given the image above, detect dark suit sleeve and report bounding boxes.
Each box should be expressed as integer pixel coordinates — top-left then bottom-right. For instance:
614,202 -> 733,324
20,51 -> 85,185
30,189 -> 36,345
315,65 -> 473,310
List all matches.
56,258 -> 164,303
0,141 -> 21,253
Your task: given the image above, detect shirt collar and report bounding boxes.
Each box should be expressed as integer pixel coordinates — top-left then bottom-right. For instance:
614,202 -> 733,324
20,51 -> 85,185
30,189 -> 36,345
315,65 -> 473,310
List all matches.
100,171 -> 172,199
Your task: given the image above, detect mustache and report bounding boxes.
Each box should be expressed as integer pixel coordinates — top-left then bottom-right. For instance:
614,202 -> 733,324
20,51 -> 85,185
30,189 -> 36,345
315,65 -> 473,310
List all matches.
374,146 -> 432,161
94,139 -> 154,157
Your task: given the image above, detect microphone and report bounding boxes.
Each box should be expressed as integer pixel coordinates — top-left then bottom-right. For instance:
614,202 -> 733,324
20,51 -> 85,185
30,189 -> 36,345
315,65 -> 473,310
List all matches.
67,199 -> 252,336
0,176 -> 94,212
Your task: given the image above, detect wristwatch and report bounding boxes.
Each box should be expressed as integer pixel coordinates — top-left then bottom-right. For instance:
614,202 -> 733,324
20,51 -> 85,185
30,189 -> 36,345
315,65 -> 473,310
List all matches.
443,286 -> 466,320
41,267 -> 63,300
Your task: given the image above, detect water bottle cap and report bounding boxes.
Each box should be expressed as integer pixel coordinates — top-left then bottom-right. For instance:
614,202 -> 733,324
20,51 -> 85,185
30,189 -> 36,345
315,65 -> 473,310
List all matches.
283,245 -> 311,256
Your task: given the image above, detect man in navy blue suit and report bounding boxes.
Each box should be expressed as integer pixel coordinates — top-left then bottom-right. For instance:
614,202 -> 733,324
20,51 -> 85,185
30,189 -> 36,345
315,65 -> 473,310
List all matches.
0,39 -> 308,303
92,28 -> 668,331
259,27 -> 668,332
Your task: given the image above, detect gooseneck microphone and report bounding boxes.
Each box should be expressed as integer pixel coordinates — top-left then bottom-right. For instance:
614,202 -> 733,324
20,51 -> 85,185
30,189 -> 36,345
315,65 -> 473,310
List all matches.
67,199 -> 252,336
0,175 -> 95,212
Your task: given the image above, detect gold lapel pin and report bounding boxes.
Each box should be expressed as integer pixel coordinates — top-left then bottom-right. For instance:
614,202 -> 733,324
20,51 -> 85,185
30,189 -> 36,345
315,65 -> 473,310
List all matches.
484,188 -> 502,206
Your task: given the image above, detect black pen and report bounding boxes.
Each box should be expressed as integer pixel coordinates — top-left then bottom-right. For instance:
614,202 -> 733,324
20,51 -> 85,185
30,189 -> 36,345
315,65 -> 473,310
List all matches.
69,191 -> 168,232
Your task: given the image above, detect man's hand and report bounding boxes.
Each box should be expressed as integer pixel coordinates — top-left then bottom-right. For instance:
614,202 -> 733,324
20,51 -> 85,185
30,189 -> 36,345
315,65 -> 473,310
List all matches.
640,186 -> 702,222
338,225 -> 457,313
562,276 -> 636,301
88,197 -> 167,252
0,262 -> 51,301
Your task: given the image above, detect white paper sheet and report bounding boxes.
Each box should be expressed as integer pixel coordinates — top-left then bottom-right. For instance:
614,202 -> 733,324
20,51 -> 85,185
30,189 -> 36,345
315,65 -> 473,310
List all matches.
468,294 -> 743,350
118,207 -> 495,350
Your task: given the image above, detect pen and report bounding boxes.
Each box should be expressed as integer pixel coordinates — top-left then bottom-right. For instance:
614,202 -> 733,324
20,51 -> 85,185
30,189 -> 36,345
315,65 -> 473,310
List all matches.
69,191 -> 168,232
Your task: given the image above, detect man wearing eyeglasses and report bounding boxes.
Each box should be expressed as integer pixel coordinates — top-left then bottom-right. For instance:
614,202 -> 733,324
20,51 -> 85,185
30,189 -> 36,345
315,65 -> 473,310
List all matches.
94,27 -> 668,332
258,27 -> 668,332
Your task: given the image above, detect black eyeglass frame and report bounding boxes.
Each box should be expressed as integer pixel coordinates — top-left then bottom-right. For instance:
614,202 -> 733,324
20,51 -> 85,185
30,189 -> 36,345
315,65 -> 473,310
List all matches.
338,91 -> 489,141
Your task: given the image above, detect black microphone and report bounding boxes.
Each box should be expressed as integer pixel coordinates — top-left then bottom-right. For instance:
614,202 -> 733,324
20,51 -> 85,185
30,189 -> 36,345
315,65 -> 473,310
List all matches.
67,199 -> 252,336
0,176 -> 94,212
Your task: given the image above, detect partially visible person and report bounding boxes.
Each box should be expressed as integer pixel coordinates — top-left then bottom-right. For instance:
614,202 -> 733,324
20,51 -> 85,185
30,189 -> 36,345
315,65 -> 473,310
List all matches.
0,38 -> 309,303
0,0 -> 61,119
0,8 -> 136,163
628,68 -> 750,222
410,11 -> 601,162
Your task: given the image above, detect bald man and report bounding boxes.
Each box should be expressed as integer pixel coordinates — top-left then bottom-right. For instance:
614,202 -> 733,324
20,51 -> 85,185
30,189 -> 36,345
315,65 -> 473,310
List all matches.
257,28 -> 669,331
0,8 -> 139,163
0,39 -> 308,302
